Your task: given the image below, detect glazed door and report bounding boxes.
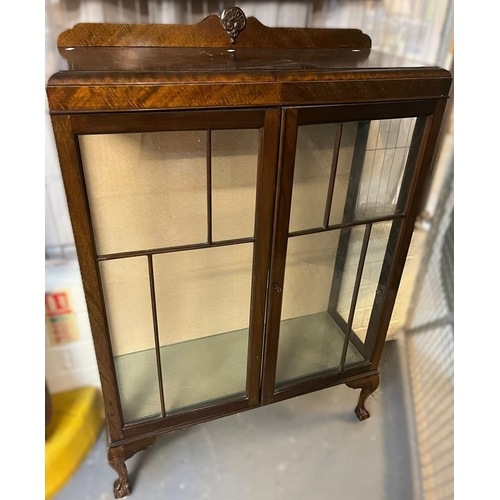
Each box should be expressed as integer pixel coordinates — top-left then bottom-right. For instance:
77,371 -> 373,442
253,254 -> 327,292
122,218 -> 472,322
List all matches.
71,108 -> 279,438
262,101 -> 437,404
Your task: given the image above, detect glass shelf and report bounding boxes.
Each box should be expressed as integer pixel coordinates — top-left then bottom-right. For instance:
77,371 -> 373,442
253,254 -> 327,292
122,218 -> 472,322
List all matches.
115,327 -> 249,423
276,312 -> 364,387
115,311 -> 364,423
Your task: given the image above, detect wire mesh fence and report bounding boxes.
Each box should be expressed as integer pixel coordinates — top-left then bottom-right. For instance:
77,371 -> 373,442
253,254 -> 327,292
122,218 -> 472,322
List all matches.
404,154 -> 453,500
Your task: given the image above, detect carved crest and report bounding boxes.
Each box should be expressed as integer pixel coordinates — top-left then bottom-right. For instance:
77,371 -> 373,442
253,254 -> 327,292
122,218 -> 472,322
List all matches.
220,7 -> 247,44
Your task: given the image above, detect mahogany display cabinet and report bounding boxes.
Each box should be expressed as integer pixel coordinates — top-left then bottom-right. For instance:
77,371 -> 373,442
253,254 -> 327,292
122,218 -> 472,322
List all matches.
47,8 -> 452,498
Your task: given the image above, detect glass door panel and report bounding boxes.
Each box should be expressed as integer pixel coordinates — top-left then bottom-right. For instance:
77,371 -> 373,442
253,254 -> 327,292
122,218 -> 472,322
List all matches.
154,243 -> 253,413
275,229 -> 364,387
79,110 -> 274,424
272,107 -> 426,393
99,256 -> 161,423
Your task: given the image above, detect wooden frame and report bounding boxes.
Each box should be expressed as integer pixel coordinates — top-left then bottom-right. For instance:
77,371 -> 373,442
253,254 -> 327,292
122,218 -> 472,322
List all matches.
47,10 -> 451,498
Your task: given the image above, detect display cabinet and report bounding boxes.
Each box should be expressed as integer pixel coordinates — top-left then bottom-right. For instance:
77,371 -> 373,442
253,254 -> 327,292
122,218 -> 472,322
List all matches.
47,8 -> 452,498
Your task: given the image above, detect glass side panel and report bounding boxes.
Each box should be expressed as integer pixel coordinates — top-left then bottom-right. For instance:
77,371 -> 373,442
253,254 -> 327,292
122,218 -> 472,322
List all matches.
330,219 -> 400,358
276,231 -> 365,387
153,243 -> 253,412
79,131 -> 207,255
334,225 -> 366,323
329,118 -> 419,225
99,256 -> 162,423
351,220 -> 393,343
289,124 -> 339,232
211,129 -> 259,241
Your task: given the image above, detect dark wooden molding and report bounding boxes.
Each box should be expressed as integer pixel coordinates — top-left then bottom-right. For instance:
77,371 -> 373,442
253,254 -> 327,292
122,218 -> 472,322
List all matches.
261,107 -> 298,405
46,80 -> 452,114
48,66 -> 449,86
69,108 -> 266,134
271,365 -> 375,404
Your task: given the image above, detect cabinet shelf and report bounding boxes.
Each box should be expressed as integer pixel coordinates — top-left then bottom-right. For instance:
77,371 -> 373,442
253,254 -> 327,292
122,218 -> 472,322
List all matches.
276,312 -> 364,386
115,311 -> 364,423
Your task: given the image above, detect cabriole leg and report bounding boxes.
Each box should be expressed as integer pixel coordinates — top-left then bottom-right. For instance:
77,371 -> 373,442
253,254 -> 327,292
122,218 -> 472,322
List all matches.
107,436 -> 157,498
346,372 -> 380,421
108,447 -> 130,498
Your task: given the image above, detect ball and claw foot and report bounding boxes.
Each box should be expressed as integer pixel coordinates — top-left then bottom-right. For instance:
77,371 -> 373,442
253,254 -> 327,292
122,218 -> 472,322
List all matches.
354,402 -> 370,421
113,476 -> 131,499
346,373 -> 380,422
108,436 -> 157,499
109,451 -> 131,499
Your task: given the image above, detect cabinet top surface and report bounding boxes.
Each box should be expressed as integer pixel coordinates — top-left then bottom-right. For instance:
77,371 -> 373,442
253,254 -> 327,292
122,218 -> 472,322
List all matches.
46,12 -> 451,112
50,46 -> 447,83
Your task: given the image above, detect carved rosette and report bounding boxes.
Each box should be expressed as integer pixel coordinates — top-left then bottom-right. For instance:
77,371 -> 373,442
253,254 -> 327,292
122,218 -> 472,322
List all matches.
220,7 -> 247,44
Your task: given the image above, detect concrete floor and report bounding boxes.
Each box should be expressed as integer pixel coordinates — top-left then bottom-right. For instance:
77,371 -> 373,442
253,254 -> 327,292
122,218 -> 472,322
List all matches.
54,340 -> 417,500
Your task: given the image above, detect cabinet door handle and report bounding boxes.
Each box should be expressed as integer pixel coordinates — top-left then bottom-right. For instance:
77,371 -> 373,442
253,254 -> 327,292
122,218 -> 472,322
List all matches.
273,283 -> 282,293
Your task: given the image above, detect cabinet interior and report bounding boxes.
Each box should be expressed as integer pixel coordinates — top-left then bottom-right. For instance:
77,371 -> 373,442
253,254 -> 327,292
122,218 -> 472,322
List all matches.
78,116 -> 418,423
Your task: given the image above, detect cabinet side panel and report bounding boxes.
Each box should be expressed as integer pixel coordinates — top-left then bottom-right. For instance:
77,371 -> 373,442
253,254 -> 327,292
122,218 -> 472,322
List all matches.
50,115 -> 124,441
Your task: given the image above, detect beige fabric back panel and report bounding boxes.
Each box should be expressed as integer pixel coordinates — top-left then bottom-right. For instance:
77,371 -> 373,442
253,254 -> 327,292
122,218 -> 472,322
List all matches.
81,129 -> 260,356
282,223 -> 389,327
79,129 -> 260,254
352,220 -> 392,337
154,243 -> 254,348
336,221 -> 393,342
281,231 -> 340,320
79,131 -> 207,255
289,123 -> 338,232
211,129 -> 259,241
335,225 -> 365,322
82,125 -> 406,357
99,256 -> 155,356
